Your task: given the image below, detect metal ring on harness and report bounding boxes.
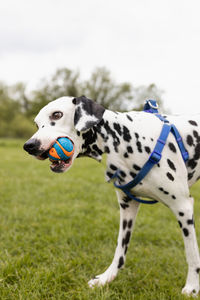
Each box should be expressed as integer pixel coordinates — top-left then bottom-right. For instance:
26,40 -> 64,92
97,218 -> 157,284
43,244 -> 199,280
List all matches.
147,99 -> 159,110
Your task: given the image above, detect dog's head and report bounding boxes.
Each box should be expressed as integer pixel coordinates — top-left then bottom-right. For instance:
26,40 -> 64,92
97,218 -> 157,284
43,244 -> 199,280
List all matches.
23,96 -> 105,173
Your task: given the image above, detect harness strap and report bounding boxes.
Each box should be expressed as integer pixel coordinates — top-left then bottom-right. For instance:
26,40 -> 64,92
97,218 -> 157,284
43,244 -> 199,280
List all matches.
145,100 -> 189,161
112,99 -> 189,205
171,124 -> 189,162
114,123 -> 171,191
112,123 -> 171,204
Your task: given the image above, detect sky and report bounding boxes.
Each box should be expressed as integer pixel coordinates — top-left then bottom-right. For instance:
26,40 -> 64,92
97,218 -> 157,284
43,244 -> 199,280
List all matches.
0,0 -> 200,114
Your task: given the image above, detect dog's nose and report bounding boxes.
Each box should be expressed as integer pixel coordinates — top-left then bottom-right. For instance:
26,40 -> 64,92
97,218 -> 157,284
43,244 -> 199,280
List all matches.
23,139 -> 41,155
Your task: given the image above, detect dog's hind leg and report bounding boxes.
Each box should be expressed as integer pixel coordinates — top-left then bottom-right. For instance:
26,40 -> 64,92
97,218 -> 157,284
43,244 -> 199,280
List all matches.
168,195 -> 200,297
88,190 -> 140,287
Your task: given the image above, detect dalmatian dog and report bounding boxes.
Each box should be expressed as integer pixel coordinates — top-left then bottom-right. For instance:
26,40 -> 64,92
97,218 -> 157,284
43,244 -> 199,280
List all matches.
24,96 -> 200,297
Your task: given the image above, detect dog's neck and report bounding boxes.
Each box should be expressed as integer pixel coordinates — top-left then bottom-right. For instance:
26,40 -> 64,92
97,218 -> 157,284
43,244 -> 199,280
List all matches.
78,110 -> 121,161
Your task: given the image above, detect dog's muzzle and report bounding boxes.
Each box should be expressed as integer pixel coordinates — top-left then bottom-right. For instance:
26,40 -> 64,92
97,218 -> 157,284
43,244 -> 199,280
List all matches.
23,138 -> 41,155
23,138 -> 49,159
24,137 -> 75,173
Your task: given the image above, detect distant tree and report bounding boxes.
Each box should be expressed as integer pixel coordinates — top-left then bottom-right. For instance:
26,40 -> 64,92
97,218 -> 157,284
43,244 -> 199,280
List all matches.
0,67 -> 166,138
0,82 -> 35,138
0,82 -> 19,118
9,82 -> 31,114
83,67 -> 133,111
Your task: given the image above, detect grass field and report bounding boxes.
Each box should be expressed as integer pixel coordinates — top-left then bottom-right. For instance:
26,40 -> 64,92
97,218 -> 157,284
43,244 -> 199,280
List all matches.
0,139 -> 200,299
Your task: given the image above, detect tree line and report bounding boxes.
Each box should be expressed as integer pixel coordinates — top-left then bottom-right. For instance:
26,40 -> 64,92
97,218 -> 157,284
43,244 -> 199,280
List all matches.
0,67 -> 164,138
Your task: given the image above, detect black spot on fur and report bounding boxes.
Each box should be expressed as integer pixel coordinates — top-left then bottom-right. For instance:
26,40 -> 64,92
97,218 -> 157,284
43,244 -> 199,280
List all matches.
196,268 -> 200,274
135,133 -> 139,139
136,141 -> 142,153
118,256 -> 124,268
193,130 -> 200,141
124,152 -> 129,158
167,159 -> 176,171
183,228 -> 189,237
188,171 -> 195,180
169,142 -> 177,153
127,146 -> 133,153
124,231 -> 131,244
123,126 -> 131,142
123,220 -> 127,230
126,115 -> 133,122
106,172 -> 113,179
172,195 -> 176,200
179,212 -> 184,217
194,143 -> 200,160
104,146 -> 110,153
188,159 -> 197,169
92,144 -> 103,155
189,120 -> 198,126
145,146 -> 151,154
113,141 -> 120,153
82,129 -> 97,149
74,106 -> 82,127
130,172 -> 136,178
187,135 -> 194,146
120,203 -> 129,209
178,221 -> 182,228
133,164 -> 141,171
166,172 -> 174,181
50,121 -> 55,126
124,246 -> 128,254
113,123 -> 122,136
72,98 -> 77,105
187,218 -> 194,225
120,171 -> 126,178
110,164 -> 117,171
123,196 -> 132,203
128,220 -> 133,228
159,187 -> 169,195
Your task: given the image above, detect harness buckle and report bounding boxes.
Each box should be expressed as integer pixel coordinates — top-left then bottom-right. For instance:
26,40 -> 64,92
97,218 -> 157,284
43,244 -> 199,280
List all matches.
149,150 -> 162,164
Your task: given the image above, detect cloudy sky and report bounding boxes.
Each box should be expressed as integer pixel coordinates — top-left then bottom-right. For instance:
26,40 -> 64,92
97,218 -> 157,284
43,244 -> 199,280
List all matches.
0,0 -> 200,113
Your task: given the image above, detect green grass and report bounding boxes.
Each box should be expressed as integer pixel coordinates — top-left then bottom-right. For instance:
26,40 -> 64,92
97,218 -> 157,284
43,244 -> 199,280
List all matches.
0,139 -> 200,299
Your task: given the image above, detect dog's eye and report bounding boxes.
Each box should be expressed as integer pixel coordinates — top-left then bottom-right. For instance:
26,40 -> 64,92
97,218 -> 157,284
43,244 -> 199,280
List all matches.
51,111 -> 63,120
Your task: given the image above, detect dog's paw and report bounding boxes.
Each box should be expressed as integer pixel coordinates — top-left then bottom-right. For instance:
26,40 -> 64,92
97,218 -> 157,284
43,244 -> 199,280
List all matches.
182,285 -> 199,297
88,270 -> 117,288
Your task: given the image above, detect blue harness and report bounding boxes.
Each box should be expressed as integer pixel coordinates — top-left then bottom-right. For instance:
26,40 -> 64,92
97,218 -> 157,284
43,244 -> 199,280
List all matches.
112,100 -> 189,205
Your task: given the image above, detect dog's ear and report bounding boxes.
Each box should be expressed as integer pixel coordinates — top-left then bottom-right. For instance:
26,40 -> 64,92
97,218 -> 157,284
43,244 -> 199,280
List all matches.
72,96 -> 105,132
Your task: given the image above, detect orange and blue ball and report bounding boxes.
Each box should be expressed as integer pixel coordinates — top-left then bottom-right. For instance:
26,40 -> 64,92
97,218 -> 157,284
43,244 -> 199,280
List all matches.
48,137 -> 74,161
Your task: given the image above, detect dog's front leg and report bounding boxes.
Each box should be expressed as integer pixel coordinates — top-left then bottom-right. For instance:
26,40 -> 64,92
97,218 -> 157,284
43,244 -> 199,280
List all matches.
88,190 -> 140,287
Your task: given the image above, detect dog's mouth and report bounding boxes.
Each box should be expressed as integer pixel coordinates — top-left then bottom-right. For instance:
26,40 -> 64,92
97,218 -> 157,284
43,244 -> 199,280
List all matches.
36,137 -> 74,173
49,156 -> 73,173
